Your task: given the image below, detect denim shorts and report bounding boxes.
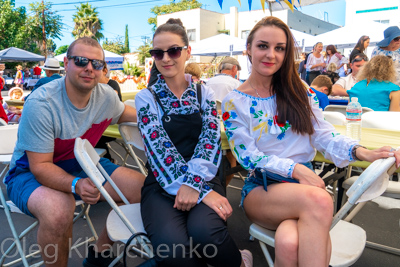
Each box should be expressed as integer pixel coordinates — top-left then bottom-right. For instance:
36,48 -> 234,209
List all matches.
240,162 -> 314,207
6,157 -> 119,218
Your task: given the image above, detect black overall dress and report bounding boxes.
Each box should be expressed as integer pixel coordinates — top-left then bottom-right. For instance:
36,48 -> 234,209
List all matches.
140,85 -> 241,267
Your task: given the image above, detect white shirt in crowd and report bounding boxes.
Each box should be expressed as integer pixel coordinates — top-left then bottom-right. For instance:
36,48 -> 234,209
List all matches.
206,73 -> 242,101
335,74 -> 357,90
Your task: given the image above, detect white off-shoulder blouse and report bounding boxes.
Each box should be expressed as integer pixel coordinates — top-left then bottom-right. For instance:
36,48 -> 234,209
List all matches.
221,87 -> 358,178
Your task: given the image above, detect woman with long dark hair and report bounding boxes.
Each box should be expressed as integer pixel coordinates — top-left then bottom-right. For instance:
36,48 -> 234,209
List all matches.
325,44 -> 346,77
135,18 -> 252,267
222,16 -> 400,266
349,35 -> 370,63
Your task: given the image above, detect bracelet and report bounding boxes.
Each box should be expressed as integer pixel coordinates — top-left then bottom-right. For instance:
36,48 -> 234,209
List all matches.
351,145 -> 367,161
71,177 -> 83,194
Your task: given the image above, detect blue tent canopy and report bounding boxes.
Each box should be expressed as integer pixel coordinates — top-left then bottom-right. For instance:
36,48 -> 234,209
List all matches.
0,47 -> 45,62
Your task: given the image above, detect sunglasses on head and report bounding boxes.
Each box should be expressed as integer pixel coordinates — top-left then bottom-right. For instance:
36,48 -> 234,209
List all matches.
67,56 -> 105,70
352,55 -> 369,63
149,46 -> 187,60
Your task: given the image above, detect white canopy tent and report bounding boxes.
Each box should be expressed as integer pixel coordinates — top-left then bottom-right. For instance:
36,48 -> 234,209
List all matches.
303,21 -> 388,52
190,34 -> 246,57
55,50 -> 124,70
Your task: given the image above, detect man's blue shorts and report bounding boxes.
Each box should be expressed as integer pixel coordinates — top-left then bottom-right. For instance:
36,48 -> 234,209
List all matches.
6,158 -> 119,218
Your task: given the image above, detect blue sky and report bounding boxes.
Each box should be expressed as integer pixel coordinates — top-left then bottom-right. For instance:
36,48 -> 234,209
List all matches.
15,0 -> 346,52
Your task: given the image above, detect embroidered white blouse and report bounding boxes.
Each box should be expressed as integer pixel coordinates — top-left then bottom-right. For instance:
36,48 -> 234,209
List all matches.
135,74 -> 221,202
221,88 -> 358,178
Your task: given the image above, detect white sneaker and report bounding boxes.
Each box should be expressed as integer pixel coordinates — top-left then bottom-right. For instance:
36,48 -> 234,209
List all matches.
240,249 -> 253,267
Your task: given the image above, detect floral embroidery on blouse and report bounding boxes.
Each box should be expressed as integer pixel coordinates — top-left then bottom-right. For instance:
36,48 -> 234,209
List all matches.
222,88 -> 358,178
136,74 -> 221,203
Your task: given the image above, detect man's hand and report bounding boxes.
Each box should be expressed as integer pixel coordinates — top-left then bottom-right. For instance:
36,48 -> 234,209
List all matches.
292,163 -> 325,189
173,185 -> 199,211
202,191 -> 232,221
75,178 -> 100,204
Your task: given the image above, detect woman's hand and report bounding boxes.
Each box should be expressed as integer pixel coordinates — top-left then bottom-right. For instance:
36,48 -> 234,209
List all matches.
292,163 -> 325,189
202,191 -> 232,221
174,185 -> 200,211
356,146 -> 400,168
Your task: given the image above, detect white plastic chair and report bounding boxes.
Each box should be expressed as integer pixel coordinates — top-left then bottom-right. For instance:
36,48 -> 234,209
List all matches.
323,111 -> 346,126
0,125 -> 98,267
216,99 -> 222,111
118,122 -> 147,175
74,138 -> 153,266
361,111 -> 400,131
325,105 -> 373,116
249,156 -> 397,267
124,99 -> 136,109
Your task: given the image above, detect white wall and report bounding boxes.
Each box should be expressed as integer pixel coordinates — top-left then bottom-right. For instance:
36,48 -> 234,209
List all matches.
345,0 -> 400,26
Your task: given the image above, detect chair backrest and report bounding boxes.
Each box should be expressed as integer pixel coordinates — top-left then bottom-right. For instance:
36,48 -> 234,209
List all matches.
331,156 -> 396,227
0,125 -> 19,155
119,122 -> 144,151
324,105 -> 373,116
124,99 -> 135,109
361,111 -> 400,131
322,111 -> 346,126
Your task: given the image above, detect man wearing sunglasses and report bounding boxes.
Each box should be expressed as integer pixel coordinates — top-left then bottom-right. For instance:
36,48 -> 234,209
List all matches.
4,37 -> 144,267
371,26 -> 400,86
331,54 -> 367,96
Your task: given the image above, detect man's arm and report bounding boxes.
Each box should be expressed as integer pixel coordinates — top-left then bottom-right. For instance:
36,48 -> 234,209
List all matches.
27,151 -> 101,204
331,84 -> 349,96
117,104 -> 137,123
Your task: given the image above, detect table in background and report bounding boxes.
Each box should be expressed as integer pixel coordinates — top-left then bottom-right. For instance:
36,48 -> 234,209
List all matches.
24,78 -> 39,88
5,99 -> 24,109
5,78 -> 13,85
121,90 -> 140,102
328,96 -> 349,106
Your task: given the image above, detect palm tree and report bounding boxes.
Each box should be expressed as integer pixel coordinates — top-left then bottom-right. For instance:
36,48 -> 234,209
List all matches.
72,3 -> 104,41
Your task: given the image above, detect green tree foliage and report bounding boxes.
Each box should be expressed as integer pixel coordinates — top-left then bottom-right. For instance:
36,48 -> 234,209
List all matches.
72,3 -> 104,41
102,37 -> 125,55
55,45 -> 69,56
46,39 -> 56,53
148,0 -> 202,31
135,41 -> 151,65
28,1 -> 63,55
0,0 -> 29,50
124,24 -> 130,53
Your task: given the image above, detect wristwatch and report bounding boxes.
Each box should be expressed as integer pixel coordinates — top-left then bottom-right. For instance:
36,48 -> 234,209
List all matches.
71,177 -> 83,194
351,145 -> 366,161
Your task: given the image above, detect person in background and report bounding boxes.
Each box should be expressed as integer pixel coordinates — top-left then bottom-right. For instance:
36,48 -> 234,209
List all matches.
185,62 -> 203,84
298,52 -> 307,81
310,75 -> 332,110
331,53 -> 368,96
306,42 -> 325,85
325,45 -> 346,77
96,62 -> 123,164
24,58 -> 63,101
136,18 -> 252,267
371,26 -> 400,85
238,50 -> 251,82
207,56 -> 242,101
23,67 -> 30,80
348,55 -> 400,111
349,35 -> 370,63
0,75 -> 4,95
14,65 -> 24,89
33,64 -> 42,77
325,62 -> 340,84
222,16 -> 400,267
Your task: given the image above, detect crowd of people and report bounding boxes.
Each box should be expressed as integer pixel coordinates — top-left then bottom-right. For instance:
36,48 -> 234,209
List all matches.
2,16 -> 400,267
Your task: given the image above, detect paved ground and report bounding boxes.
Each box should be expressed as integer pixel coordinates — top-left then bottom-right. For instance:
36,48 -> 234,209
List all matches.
0,95 -> 399,266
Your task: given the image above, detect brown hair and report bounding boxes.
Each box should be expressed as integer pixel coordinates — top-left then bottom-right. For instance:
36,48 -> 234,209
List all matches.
153,18 -> 188,46
354,35 -> 370,53
247,16 -> 315,135
311,75 -> 333,95
326,45 -> 338,55
185,63 -> 202,78
67,37 -> 104,60
357,55 -> 397,83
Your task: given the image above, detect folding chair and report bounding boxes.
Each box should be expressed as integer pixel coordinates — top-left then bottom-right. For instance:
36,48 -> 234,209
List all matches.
0,125 -> 98,267
118,122 -> 147,175
249,156 -> 397,267
74,138 -> 153,266
322,111 -> 346,126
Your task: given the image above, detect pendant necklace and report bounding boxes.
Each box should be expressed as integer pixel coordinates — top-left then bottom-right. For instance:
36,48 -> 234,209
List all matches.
250,81 -> 264,98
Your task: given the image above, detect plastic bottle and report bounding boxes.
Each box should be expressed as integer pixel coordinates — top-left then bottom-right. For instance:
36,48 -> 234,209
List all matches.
346,97 -> 362,141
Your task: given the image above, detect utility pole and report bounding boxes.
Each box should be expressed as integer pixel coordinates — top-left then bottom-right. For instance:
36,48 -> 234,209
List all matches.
42,0 -> 47,59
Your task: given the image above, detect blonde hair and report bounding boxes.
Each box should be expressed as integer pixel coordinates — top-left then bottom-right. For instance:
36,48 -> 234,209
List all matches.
357,55 -> 397,83
327,63 -> 337,72
185,63 -> 202,79
16,65 -> 22,70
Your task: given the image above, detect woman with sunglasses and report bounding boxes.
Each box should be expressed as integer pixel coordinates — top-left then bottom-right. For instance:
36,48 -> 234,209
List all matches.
222,16 -> 400,266
305,42 -> 325,85
371,26 -> 400,85
349,35 -> 370,63
135,18 -> 252,267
